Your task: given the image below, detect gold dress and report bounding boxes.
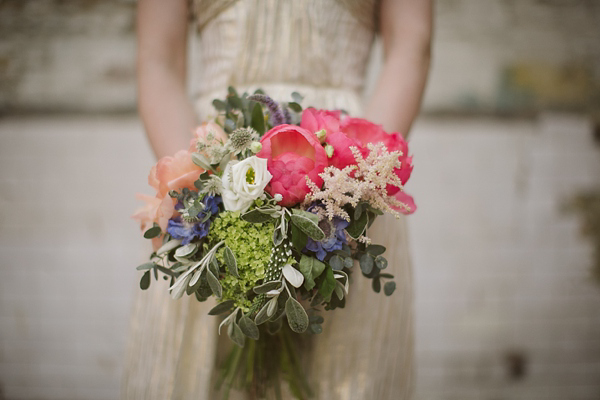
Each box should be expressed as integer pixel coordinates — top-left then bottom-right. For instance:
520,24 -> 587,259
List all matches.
123,1 -> 414,398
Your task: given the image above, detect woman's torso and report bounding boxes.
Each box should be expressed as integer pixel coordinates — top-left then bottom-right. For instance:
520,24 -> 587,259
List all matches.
190,0 -> 379,118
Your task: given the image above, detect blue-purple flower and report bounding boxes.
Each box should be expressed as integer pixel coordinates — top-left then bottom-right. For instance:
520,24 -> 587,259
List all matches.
304,204 -> 349,261
167,195 -> 222,244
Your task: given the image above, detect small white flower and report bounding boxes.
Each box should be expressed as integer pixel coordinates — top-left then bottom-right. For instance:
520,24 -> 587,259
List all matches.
250,141 -> 263,153
221,156 -> 272,213
274,193 -> 283,202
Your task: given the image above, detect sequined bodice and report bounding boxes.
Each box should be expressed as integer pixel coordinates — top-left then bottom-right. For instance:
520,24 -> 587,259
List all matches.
190,0 -> 378,118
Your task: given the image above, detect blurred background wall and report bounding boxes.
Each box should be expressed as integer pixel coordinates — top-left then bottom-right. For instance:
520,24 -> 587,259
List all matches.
1,1 -> 600,399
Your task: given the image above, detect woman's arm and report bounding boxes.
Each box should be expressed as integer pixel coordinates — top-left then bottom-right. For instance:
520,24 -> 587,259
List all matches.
137,0 -> 197,159
364,0 -> 433,137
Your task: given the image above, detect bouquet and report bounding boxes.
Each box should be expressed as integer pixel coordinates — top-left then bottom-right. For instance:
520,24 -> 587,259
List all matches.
133,88 -> 416,399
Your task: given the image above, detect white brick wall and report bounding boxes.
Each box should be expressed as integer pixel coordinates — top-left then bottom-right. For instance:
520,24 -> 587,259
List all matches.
1,113 -> 599,399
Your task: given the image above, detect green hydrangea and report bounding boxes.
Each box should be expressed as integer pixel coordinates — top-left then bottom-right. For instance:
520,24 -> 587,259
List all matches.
208,211 -> 275,310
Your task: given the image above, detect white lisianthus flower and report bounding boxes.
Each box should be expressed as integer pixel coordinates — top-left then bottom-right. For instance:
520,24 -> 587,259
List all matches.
221,156 -> 272,213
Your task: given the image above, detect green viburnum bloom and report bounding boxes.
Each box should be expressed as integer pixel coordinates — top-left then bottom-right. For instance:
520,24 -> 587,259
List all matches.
208,211 -> 275,310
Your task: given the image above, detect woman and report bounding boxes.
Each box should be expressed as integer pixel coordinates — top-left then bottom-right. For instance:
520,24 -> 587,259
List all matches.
124,0 -> 432,399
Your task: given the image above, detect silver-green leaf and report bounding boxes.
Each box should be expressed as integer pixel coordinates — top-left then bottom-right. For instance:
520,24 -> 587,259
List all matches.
239,315 -> 260,340
206,270 -> 222,298
359,254 -> 374,275
285,297 -> 309,333
290,210 -> 325,241
223,246 -> 239,278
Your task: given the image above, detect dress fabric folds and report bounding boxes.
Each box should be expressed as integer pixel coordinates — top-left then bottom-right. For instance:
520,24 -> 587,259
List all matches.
123,1 -> 414,399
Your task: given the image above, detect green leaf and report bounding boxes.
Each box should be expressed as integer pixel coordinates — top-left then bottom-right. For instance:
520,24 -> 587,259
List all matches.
318,267 -> 336,302
359,254 -> 374,275
212,99 -> 227,111
206,270 -> 222,298
156,239 -> 182,255
329,255 -> 344,271
285,297 -> 309,333
140,270 -> 151,290
375,255 -> 388,270
250,102 -> 266,135
227,94 -> 243,110
287,102 -> 302,112
290,210 -> 325,241
253,281 -> 281,294
241,208 -> 273,223
136,262 -> 156,271
384,281 -> 397,296
175,243 -> 198,258
298,255 -> 326,291
223,246 -> 239,278
290,223 -> 308,252
208,300 -> 235,315
346,211 -> 368,239
228,321 -> 246,347
366,245 -> 386,256
354,202 -> 367,220
372,277 -> 381,293
239,315 -> 260,340
191,152 -> 213,170
379,273 -> 395,279
309,324 -> 323,334
143,226 -> 161,239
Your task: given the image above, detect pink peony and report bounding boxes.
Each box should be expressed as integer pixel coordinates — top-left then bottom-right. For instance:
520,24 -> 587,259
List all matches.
188,122 -> 228,153
300,108 -> 341,137
257,124 -> 328,206
340,118 -> 413,194
325,131 -> 366,170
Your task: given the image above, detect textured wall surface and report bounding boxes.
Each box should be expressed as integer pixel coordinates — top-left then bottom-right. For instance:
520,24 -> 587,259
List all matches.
1,114 -> 599,399
1,0 -> 599,114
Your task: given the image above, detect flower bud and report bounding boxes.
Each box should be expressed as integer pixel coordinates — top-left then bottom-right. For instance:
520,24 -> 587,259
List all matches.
315,129 -> 327,143
274,193 -> 283,202
324,144 -> 334,158
250,141 -> 263,153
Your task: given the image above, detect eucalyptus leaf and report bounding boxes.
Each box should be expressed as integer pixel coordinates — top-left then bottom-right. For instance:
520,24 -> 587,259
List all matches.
208,300 -> 235,315
329,255 -> 344,271
343,257 -> 354,268
298,255 -> 326,291
239,315 -> 260,340
223,246 -> 239,278
291,92 -> 304,103
140,270 -> 151,290
285,297 -> 309,333
384,281 -> 397,296
206,270 -> 222,298
287,102 -> 302,112
253,281 -> 282,294
366,245 -> 386,256
309,324 -> 323,334
143,226 -> 161,239
290,210 -> 325,241
359,254 -> 374,275
372,278 -> 381,293
136,262 -> 156,271
156,239 -> 182,256
212,99 -> 227,111
375,255 -> 388,270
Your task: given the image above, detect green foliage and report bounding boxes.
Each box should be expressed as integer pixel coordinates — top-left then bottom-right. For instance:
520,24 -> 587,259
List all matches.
298,255 -> 326,291
208,300 -> 235,315
208,211 -> 275,310
318,267 -> 336,302
384,281 -> 397,296
143,225 -> 161,239
223,246 -> 239,278
285,297 -> 309,333
290,209 -> 325,240
359,253 -> 374,274
239,315 -> 260,340
140,270 -> 151,290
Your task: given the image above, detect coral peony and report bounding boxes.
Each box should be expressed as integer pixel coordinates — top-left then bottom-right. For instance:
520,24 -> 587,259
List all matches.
132,193 -> 176,232
149,150 -> 205,198
257,124 -> 328,206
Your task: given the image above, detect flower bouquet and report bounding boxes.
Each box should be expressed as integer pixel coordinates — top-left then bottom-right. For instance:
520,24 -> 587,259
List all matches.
133,88 -> 416,399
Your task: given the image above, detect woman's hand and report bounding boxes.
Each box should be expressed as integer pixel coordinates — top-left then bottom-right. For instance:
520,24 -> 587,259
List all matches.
137,0 -> 197,159
365,0 -> 433,138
